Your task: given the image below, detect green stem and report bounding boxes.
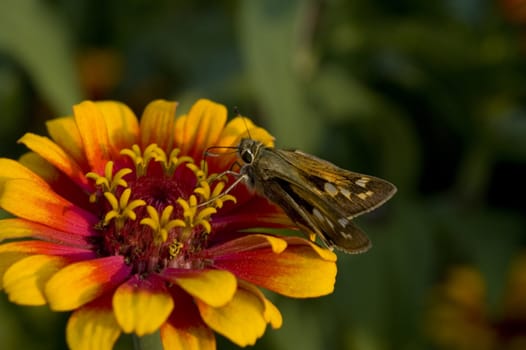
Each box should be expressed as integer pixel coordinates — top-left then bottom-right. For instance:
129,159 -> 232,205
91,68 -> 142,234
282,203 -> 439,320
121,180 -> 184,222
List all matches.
132,332 -> 163,350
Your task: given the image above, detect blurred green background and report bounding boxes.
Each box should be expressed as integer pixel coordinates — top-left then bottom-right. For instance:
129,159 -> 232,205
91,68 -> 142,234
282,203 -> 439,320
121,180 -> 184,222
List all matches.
0,0 -> 525,349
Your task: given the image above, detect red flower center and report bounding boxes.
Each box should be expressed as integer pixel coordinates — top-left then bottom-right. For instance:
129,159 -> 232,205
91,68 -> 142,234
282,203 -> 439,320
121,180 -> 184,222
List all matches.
86,143 -> 235,276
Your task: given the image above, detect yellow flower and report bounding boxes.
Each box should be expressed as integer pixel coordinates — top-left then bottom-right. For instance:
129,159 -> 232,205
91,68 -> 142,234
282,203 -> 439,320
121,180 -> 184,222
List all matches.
426,255 -> 526,350
0,99 -> 337,350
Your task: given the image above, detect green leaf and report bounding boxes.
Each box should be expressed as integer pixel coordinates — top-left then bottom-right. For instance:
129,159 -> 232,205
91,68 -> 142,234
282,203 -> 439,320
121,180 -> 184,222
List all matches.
239,0 -> 320,150
0,0 -> 82,114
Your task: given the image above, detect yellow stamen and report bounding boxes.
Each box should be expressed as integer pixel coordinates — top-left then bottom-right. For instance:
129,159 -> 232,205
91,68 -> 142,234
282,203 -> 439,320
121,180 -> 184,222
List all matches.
120,144 -> 160,177
194,180 -> 236,209
86,161 -> 132,202
176,195 -> 217,240
153,148 -> 193,176
186,160 -> 216,182
193,180 -> 211,200
209,181 -> 237,208
140,205 -> 186,244
103,188 -> 146,230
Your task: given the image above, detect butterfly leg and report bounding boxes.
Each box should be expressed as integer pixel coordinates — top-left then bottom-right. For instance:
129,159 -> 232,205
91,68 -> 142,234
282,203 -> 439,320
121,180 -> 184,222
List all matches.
196,171 -> 248,208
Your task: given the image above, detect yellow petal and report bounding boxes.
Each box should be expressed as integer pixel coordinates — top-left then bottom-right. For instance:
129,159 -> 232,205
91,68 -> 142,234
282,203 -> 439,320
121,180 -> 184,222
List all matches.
175,99 -> 227,159
140,100 -> 177,151
0,241 -> 95,291
197,287 -> 267,347
0,251 -> 30,289
0,158 -> 49,186
239,281 -> 282,329
159,286 -> 216,350
73,101 -> 112,173
19,152 -> 61,185
113,276 -> 174,336
3,255 -> 68,305
217,116 -> 274,148
46,116 -> 85,167
169,269 -> 237,307
18,133 -> 88,188
45,256 -> 131,311
96,101 -> 139,151
160,317 -> 216,350
286,236 -> 337,262
66,305 -> 121,350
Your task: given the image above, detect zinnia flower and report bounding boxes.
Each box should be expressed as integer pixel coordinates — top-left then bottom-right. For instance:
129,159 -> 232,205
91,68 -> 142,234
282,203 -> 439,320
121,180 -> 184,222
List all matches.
426,256 -> 526,350
0,99 -> 337,350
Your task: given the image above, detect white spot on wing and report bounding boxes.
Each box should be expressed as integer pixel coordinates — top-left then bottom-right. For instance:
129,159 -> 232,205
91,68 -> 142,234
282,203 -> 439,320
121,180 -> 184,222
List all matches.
341,231 -> 353,239
355,177 -> 370,188
324,182 -> 339,196
338,218 -> 349,227
357,193 -> 368,200
313,208 -> 324,221
357,190 -> 375,200
314,208 -> 335,229
340,187 -> 352,200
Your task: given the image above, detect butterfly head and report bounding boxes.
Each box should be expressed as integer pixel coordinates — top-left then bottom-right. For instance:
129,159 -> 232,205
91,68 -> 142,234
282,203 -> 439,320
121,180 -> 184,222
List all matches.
238,138 -> 263,165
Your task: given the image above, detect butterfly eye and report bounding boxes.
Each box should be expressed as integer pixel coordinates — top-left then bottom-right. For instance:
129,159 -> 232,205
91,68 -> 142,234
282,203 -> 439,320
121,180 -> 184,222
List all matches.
241,149 -> 253,163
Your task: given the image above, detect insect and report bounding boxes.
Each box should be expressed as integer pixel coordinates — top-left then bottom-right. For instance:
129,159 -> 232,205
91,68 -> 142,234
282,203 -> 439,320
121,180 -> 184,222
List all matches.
228,137 -> 397,253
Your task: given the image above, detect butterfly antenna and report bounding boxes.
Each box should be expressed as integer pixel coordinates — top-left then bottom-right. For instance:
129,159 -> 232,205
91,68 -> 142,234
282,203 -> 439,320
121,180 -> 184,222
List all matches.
234,106 -> 252,140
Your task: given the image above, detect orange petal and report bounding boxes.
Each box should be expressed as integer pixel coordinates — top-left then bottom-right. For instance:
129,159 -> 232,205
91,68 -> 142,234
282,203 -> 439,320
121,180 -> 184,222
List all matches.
18,133 -> 89,189
197,287 -> 268,346
213,236 -> 337,298
3,254 -> 68,305
207,234 -> 287,256
96,101 -> 139,152
46,116 -> 86,168
0,178 -> 97,235
113,275 -> 173,336
66,304 -> 121,350
162,268 -> 237,307
0,218 -> 92,246
140,100 -> 177,151
160,288 -> 216,350
73,101 -> 112,173
174,99 -> 227,160
0,240 -> 95,257
45,256 -> 131,311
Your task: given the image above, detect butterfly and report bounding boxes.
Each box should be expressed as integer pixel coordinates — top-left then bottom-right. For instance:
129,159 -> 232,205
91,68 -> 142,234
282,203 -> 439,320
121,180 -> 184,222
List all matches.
225,137 -> 397,254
